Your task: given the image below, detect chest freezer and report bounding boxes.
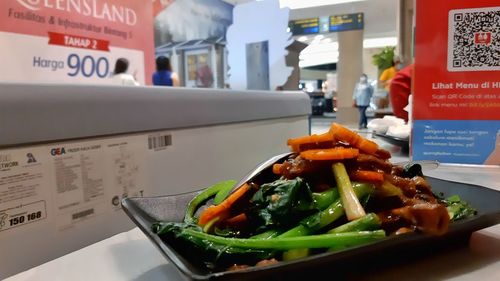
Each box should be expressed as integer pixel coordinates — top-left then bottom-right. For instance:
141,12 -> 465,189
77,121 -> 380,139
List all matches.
0,83 -> 310,278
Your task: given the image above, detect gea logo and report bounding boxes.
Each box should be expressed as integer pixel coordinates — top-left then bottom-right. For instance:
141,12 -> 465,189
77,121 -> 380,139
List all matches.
50,147 -> 66,156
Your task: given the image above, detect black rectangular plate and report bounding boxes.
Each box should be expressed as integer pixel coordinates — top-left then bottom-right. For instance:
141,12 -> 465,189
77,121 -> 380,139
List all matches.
122,177 -> 500,281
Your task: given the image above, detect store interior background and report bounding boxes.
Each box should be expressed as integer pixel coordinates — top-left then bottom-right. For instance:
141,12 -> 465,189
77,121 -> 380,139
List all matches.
154,0 -> 411,129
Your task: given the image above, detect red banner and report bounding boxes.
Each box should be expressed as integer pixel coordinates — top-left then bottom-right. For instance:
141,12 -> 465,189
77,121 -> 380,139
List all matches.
48,32 -> 110,52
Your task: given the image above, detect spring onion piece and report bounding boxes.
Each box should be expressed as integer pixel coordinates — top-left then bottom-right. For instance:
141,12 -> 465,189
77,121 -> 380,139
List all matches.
332,162 -> 366,221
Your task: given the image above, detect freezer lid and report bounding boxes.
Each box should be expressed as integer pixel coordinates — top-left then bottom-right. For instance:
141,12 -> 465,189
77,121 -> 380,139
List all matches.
0,83 -> 310,146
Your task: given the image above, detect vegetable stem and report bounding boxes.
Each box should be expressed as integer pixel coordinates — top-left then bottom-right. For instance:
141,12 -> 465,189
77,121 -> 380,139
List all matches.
279,183 -> 374,237
312,188 -> 339,210
198,183 -> 250,226
327,213 -> 381,234
332,162 -> 366,221
213,181 -> 237,205
184,180 -> 236,224
250,229 -> 281,239
181,228 -> 385,250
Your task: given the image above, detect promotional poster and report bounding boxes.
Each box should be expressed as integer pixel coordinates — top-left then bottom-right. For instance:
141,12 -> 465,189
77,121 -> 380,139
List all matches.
154,0 -> 233,88
0,0 -> 155,85
412,0 -> 500,165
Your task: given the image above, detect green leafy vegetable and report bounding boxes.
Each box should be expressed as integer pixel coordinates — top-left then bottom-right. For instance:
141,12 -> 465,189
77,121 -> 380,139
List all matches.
153,222 -> 274,267
442,195 -> 477,221
249,178 -> 316,231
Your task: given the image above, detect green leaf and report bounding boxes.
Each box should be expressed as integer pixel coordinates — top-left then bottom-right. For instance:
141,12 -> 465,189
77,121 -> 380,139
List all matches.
372,46 -> 396,71
437,194 -> 477,221
248,178 -> 316,231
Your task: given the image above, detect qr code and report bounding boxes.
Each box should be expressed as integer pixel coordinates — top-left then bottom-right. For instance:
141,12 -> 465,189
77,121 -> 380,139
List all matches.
447,7 -> 499,72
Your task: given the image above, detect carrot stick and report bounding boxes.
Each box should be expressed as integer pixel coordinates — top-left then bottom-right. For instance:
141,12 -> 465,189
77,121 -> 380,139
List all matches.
272,163 -> 283,175
329,123 -> 359,144
198,183 -> 250,226
300,147 -> 359,161
287,132 -> 335,152
357,139 -> 379,155
329,123 -> 379,155
374,148 -> 392,160
224,213 -> 248,229
350,170 -> 385,184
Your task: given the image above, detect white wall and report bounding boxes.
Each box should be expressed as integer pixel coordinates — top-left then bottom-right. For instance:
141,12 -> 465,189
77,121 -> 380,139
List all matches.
363,47 -> 383,84
226,0 -> 293,90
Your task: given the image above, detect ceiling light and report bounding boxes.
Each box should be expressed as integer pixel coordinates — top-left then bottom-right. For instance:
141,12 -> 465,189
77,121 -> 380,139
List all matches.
280,0 -> 365,10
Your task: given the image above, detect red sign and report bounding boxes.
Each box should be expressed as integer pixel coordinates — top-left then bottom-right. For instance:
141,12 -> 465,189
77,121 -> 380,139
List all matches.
48,32 -> 110,51
412,0 -> 500,165
413,1 -> 499,120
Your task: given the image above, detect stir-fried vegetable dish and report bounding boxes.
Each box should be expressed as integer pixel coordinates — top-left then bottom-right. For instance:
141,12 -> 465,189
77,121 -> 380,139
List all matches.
152,123 -> 476,271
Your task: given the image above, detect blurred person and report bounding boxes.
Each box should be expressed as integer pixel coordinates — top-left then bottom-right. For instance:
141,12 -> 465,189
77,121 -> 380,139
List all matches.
196,64 -> 214,88
152,56 -> 180,86
379,56 -> 403,92
352,74 -> 374,129
390,64 -> 413,122
112,58 -> 139,86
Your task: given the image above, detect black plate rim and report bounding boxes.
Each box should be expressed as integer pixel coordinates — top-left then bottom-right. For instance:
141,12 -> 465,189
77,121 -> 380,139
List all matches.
121,195 -> 209,280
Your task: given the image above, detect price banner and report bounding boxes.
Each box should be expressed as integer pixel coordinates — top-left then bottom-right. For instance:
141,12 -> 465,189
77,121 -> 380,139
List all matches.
0,0 -> 154,85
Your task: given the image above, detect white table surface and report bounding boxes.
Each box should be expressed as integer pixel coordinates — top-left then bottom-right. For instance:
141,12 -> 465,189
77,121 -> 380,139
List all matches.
6,139 -> 500,281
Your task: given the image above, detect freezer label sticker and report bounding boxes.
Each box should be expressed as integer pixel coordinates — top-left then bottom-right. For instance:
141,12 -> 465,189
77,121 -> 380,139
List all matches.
147,133 -> 172,151
0,200 -> 47,232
